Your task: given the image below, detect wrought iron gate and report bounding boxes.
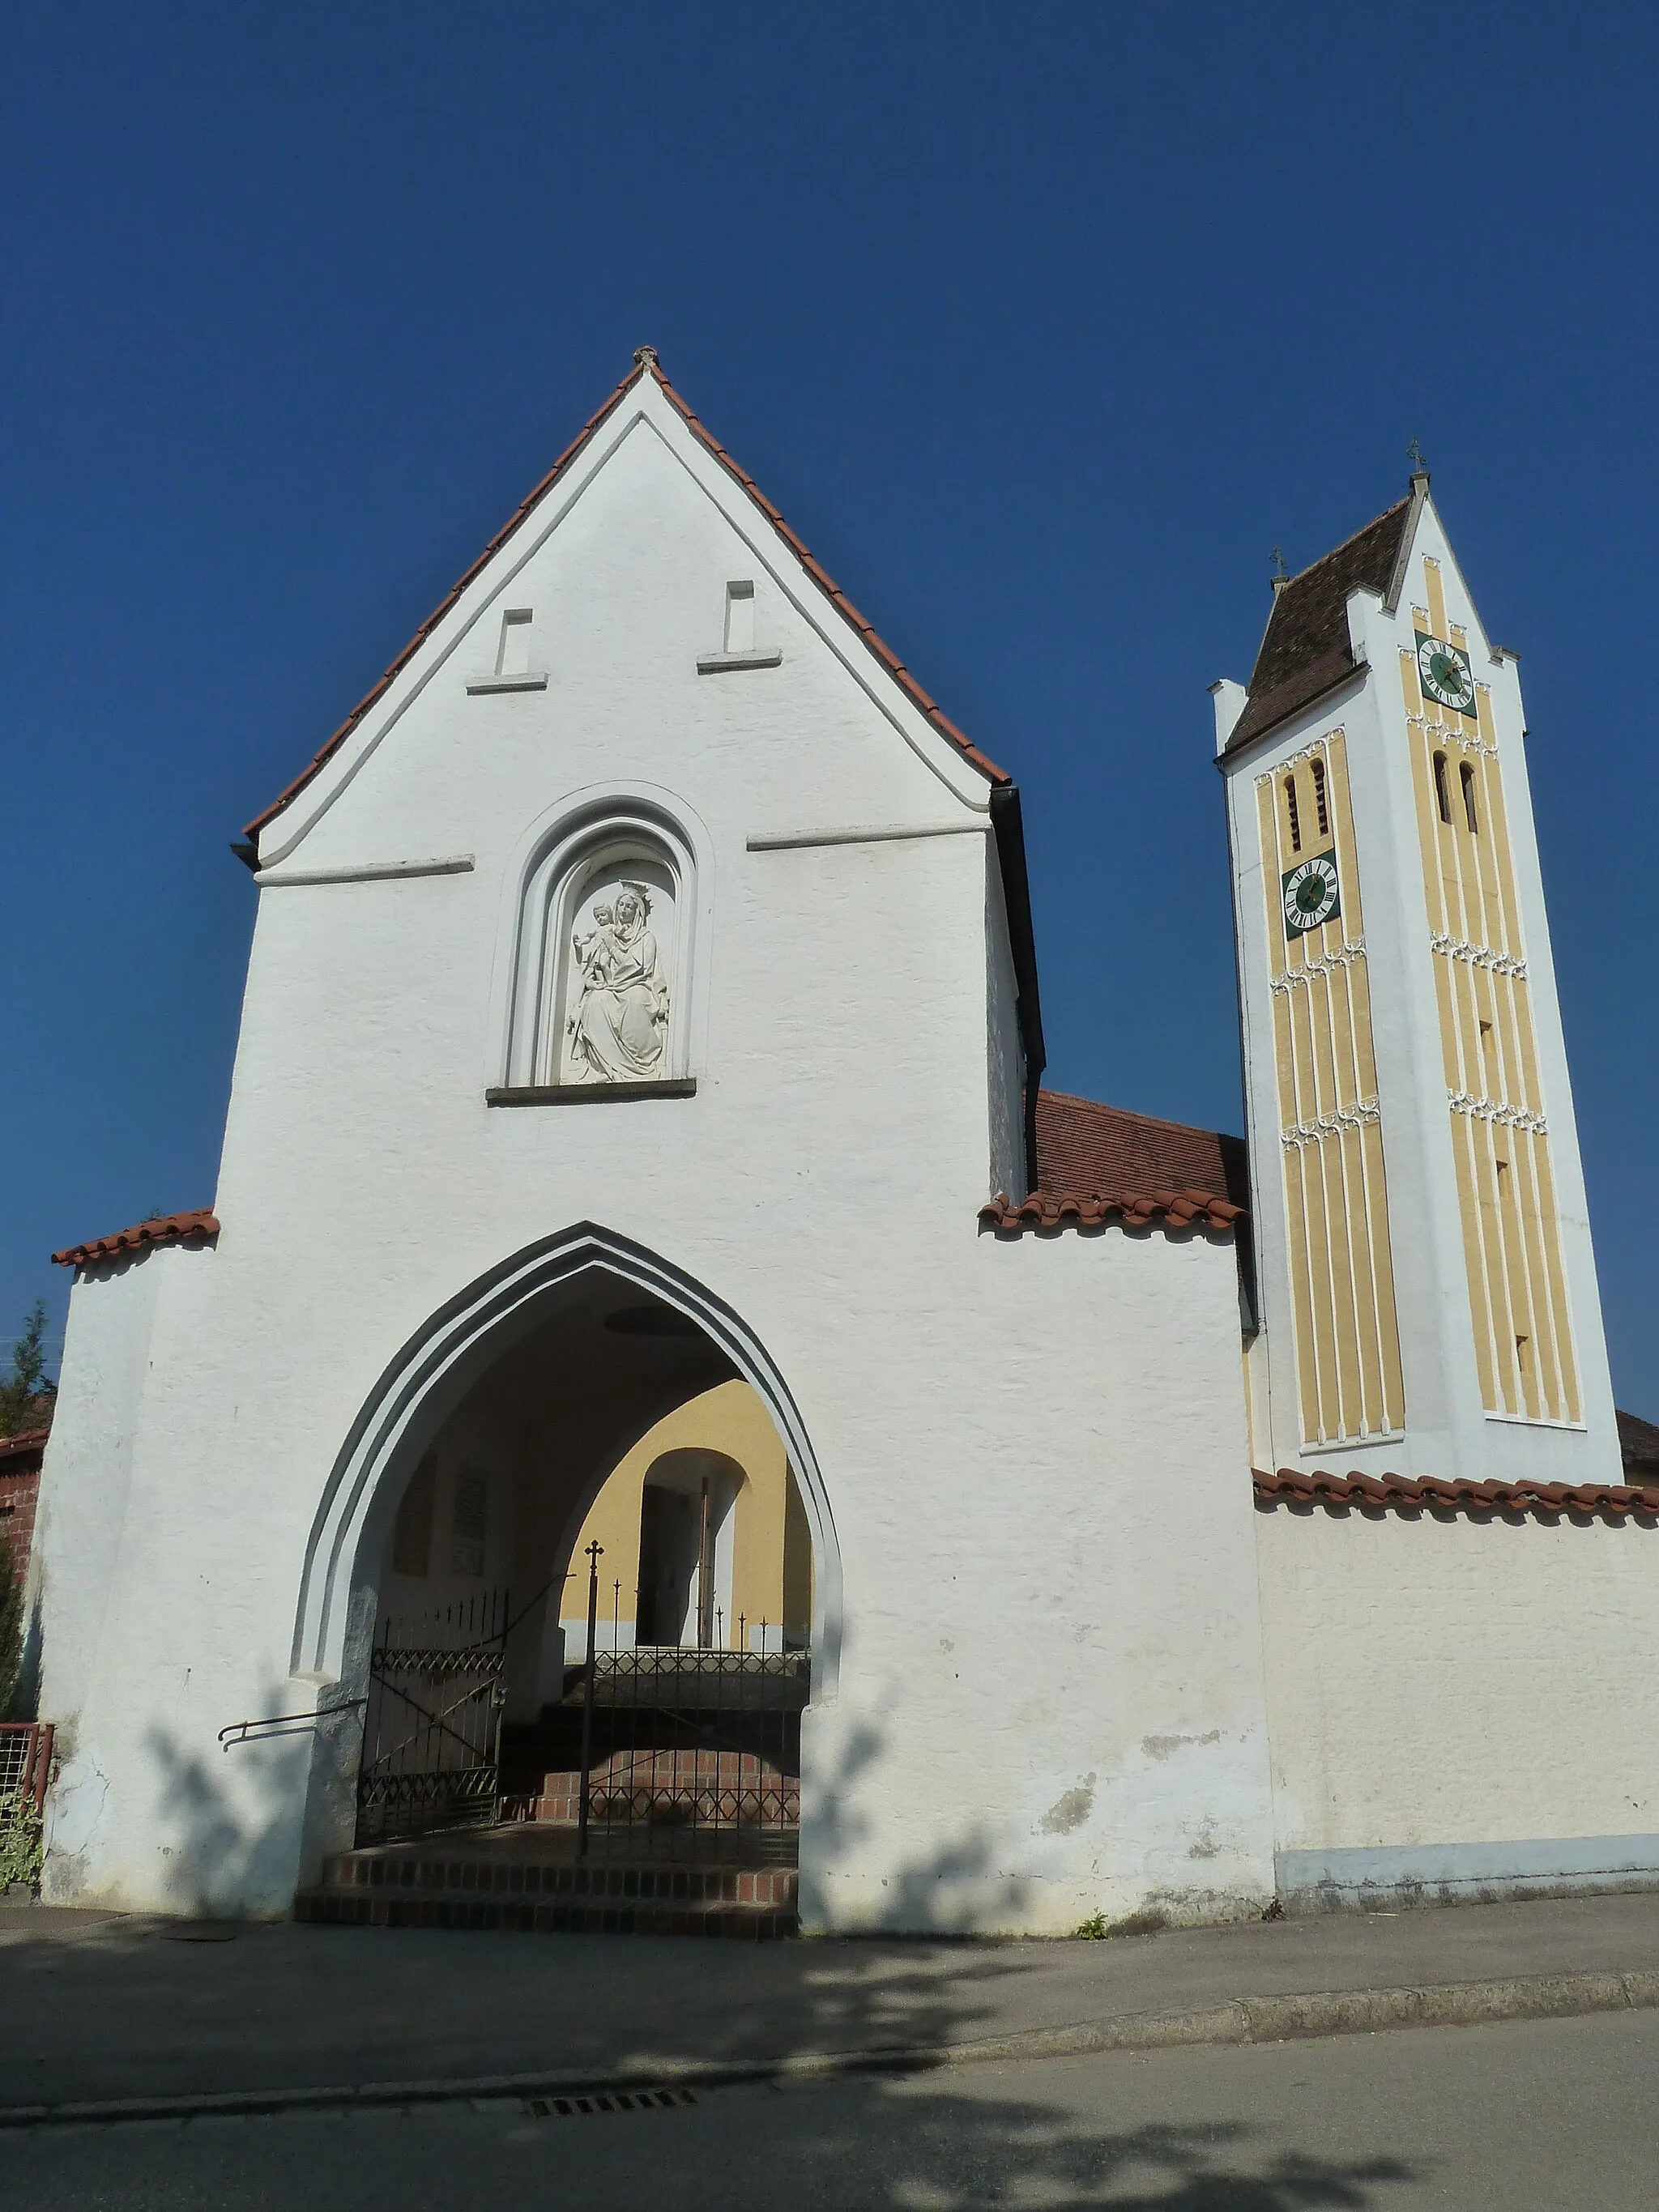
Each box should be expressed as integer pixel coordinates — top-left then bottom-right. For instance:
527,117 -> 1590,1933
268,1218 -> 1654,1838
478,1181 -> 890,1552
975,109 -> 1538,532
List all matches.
500,1545 -> 808,1860
355,1591 -> 508,1847
571,1643 -> 808,1852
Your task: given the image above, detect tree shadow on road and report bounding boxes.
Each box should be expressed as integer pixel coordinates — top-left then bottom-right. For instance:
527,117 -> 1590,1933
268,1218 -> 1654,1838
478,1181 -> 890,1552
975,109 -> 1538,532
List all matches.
7,1690 -> 1431,2206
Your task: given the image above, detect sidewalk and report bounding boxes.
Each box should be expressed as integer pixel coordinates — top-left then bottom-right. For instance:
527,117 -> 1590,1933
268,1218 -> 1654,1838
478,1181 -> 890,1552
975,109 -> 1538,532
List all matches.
3,1890 -> 1659,2121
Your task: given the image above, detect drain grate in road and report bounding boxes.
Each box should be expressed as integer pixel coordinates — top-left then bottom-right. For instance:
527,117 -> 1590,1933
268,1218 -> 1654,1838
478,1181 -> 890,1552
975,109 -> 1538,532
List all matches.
527,2087 -> 697,2119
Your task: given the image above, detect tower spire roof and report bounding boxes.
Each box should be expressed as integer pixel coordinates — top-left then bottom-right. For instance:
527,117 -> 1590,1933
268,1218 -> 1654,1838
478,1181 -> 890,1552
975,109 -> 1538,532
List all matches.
1220,493 -> 1414,757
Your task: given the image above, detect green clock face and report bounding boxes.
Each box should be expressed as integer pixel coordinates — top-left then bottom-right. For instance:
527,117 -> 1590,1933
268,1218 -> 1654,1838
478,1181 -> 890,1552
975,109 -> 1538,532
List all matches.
1416,631 -> 1476,714
1282,853 -> 1341,938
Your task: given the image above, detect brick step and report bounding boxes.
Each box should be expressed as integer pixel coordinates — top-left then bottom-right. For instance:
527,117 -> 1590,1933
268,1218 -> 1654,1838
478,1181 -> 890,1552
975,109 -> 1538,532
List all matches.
295,1887 -> 795,1939
536,1748 -> 788,1785
296,1831 -> 798,1937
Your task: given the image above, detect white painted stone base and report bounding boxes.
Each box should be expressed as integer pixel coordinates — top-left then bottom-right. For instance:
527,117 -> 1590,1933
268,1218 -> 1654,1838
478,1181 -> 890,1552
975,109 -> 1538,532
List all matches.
1279,1836 -> 1659,1912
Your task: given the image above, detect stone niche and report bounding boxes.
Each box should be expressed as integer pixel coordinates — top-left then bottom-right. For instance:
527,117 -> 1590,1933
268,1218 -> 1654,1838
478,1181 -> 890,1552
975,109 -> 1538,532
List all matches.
552,853 -> 677,1085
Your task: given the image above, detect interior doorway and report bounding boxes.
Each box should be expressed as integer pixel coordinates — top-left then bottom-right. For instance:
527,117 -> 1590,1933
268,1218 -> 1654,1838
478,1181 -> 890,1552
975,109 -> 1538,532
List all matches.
632,1451 -> 739,1646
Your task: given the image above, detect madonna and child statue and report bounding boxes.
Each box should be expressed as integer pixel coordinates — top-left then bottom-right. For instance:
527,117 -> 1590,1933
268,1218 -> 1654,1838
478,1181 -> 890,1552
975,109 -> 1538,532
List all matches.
561,880 -> 672,1083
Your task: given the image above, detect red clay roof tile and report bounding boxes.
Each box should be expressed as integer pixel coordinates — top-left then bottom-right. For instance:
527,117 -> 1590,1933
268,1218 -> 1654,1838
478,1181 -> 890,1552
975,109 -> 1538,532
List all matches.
53,1209 -> 220,1270
980,1091 -> 1249,1238
1617,1407 -> 1659,1479
1255,1466 -> 1659,1523
245,351 -> 1008,847
981,1188 -> 1243,1236
1034,1090 -> 1249,1210
1222,497 -> 1413,757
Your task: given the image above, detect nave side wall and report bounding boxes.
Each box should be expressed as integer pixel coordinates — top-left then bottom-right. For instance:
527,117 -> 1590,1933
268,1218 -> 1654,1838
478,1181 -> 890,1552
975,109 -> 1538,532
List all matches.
1256,1499 -> 1659,1906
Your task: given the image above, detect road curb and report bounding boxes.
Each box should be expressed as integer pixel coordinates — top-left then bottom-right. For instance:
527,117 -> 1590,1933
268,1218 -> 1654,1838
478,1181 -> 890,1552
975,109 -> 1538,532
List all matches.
4,1966 -> 1657,2129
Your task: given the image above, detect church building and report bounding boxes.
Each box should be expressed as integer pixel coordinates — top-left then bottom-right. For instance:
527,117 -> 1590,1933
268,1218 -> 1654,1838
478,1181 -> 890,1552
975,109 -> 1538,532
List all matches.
28,353 -> 1657,1933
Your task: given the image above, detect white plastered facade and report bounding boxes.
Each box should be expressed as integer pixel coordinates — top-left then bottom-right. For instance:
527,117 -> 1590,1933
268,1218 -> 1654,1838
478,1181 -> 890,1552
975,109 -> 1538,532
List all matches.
32,367 -> 1277,1930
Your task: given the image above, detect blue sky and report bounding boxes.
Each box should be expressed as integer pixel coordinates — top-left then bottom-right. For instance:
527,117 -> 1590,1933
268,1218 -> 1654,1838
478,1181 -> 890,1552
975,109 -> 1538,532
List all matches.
3,4 -> 1654,1412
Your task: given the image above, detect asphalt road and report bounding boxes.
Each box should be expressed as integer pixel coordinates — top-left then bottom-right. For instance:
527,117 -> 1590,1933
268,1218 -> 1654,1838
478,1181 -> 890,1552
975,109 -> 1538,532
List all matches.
9,1893 -> 1659,2108
7,2004 -> 1654,2210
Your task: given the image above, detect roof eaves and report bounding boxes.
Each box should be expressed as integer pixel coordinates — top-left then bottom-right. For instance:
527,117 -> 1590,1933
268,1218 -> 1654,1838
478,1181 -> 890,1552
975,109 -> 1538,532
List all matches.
980,1189 -> 1245,1237
53,1208 -> 221,1270
1220,650 -> 1367,761
1256,1466 -> 1659,1523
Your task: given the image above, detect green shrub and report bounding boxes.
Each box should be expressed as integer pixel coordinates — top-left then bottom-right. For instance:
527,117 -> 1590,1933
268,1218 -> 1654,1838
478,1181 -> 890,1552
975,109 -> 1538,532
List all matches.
0,1540 -> 21,1721
0,1794 -> 42,1891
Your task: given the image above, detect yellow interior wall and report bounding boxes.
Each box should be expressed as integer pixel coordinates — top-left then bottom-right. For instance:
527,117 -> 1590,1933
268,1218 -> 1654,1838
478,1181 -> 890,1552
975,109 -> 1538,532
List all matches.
1401,572 -> 1580,1426
560,1379 -> 813,1647
1258,732 -> 1405,1447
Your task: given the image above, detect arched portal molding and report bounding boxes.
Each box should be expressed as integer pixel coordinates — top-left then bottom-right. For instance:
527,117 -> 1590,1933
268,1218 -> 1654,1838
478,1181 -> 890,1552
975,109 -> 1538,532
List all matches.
491,782 -> 714,1089
292,1222 -> 842,1696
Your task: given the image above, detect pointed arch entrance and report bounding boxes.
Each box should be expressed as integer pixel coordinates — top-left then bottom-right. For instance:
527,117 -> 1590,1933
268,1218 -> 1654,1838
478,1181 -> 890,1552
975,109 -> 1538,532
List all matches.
295,1223 -> 840,1688
291,1225 -> 840,1891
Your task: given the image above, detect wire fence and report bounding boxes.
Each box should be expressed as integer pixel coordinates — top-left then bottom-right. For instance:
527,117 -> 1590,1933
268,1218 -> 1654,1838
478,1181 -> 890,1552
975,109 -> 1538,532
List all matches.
0,1723 -> 53,1818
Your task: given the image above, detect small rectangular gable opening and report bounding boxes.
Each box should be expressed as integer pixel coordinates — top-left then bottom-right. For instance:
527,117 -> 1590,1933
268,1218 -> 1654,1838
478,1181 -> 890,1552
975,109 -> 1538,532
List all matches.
723,581 -> 756,656
497,609 -> 533,677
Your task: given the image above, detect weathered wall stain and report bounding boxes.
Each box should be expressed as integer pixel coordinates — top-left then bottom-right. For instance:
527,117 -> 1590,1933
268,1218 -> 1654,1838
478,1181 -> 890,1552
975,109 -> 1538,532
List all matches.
1037,1772 -> 1097,1835
1141,1728 -> 1222,1763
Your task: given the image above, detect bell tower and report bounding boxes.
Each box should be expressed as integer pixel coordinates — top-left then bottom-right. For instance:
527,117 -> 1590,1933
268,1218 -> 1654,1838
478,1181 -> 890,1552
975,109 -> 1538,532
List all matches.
1214,467 -> 1620,1484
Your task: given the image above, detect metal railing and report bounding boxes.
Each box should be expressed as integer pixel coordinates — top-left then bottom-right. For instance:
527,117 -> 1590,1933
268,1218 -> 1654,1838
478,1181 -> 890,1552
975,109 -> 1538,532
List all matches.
530,1545 -> 806,1861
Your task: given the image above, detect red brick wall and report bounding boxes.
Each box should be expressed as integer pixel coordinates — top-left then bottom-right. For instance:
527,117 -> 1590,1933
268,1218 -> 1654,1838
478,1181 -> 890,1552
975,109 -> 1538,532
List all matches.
0,1464 -> 41,1586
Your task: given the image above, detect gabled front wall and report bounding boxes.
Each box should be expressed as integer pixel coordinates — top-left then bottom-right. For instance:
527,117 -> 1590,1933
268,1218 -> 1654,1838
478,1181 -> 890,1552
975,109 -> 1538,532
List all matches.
34,379 -> 1276,1930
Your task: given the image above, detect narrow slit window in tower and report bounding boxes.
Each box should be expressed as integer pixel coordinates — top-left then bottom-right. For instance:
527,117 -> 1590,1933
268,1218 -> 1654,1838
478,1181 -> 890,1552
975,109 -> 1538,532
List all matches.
1311,757 -> 1329,839
1285,774 -> 1302,853
1434,752 -> 1452,825
1461,761 -> 1480,832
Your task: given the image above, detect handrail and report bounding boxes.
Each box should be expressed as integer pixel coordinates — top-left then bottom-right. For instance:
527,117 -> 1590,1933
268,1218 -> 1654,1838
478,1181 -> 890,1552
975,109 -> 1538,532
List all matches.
218,1700 -> 365,1752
